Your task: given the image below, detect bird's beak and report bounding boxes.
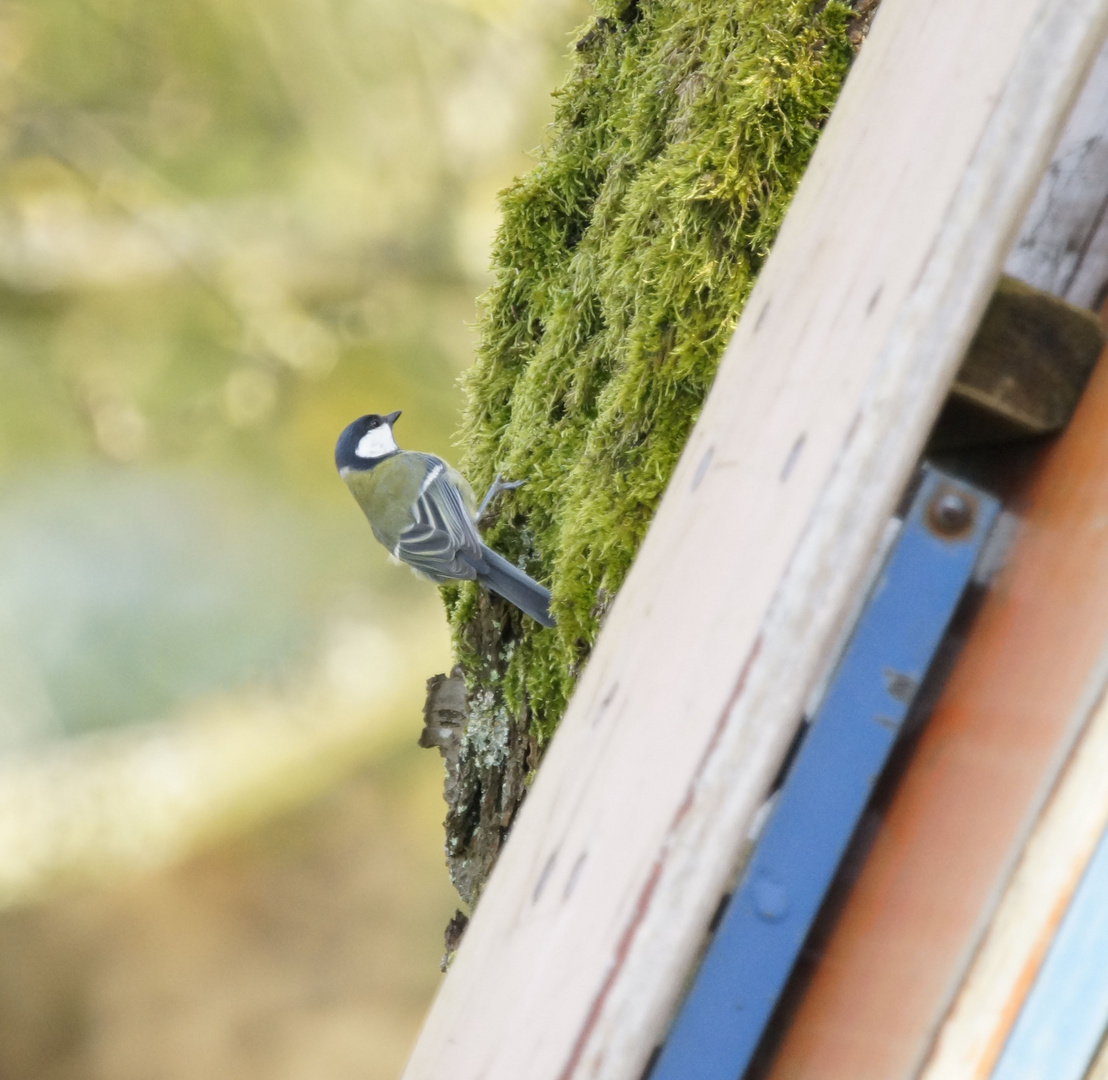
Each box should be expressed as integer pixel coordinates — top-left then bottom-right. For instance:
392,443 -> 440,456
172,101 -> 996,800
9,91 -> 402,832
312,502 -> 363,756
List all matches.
385,410 -> 402,425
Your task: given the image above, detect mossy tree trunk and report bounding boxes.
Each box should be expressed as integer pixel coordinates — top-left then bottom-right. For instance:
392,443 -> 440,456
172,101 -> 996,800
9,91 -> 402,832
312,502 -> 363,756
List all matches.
422,0 -> 880,913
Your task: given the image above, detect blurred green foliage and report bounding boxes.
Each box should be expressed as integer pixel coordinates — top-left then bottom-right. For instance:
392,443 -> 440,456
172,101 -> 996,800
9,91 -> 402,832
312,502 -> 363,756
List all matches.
0,0 -> 584,741
0,468 -> 313,739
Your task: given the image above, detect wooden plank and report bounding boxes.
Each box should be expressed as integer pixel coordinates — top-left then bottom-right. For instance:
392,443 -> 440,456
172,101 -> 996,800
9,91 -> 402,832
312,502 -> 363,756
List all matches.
1005,40 -> 1108,308
402,4 -> 1108,1080
934,38 -> 1108,449
760,38 -> 1108,1076
762,323 -> 1108,1080
934,275 -> 1106,448
917,670 -> 1108,1080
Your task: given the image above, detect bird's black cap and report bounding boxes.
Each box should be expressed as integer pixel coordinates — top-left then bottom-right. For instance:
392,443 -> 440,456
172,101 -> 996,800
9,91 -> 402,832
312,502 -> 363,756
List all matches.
334,410 -> 402,470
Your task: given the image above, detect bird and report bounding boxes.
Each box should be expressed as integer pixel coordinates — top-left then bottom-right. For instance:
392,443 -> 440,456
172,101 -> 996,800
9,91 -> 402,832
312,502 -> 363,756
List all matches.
335,411 -> 555,628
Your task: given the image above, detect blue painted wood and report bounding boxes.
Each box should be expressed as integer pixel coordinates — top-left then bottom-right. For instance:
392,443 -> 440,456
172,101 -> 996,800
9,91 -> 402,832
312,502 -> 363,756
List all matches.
650,467 -> 1000,1080
990,822 -> 1108,1080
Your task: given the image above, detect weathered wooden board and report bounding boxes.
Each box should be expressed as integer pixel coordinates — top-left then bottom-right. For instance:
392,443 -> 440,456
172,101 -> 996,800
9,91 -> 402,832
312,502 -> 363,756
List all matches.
760,36 -> 1108,1080
402,3 -> 1108,1080
935,275 -> 1106,447
939,36 -> 1108,447
1005,40 -> 1108,308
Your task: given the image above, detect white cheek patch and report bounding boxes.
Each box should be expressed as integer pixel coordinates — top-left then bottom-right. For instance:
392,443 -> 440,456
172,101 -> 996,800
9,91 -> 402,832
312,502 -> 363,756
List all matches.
355,425 -> 398,458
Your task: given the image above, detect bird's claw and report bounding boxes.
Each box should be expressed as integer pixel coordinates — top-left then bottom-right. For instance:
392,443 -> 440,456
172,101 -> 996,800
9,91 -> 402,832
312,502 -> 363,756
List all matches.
476,473 -> 526,521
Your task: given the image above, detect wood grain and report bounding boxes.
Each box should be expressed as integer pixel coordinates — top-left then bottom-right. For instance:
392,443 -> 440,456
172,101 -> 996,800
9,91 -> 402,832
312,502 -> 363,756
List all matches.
936,275 -> 1106,447
1005,40 -> 1108,308
402,3 -> 1108,1079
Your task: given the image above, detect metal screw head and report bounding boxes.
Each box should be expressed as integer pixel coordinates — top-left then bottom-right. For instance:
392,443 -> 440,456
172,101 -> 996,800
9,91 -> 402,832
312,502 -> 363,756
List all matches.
927,487 -> 975,538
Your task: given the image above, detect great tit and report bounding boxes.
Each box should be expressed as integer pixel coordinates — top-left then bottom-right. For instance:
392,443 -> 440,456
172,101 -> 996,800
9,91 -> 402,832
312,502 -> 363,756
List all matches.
335,411 -> 555,628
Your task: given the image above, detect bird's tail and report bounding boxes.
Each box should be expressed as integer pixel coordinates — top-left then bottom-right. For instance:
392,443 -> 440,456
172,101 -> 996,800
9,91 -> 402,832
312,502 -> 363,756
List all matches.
472,544 -> 555,628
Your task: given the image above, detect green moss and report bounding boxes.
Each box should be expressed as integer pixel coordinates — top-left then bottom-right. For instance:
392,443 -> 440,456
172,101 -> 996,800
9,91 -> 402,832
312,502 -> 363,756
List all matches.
447,0 -> 860,751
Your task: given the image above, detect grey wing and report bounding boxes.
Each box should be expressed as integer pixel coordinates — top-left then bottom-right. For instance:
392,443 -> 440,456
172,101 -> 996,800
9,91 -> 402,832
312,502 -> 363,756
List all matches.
395,459 -> 482,583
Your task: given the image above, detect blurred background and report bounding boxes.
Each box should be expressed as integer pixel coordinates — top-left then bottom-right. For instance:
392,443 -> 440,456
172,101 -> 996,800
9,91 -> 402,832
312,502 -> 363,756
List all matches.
0,0 -> 585,1076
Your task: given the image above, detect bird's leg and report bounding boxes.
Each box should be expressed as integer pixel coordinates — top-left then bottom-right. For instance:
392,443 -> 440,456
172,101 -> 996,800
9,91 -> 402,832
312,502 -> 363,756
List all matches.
476,473 -> 525,523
